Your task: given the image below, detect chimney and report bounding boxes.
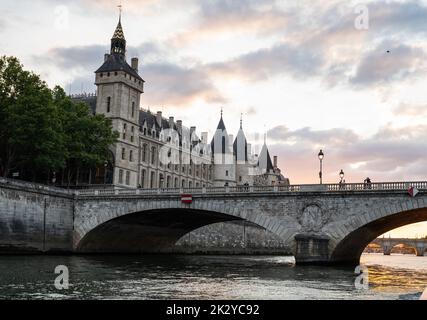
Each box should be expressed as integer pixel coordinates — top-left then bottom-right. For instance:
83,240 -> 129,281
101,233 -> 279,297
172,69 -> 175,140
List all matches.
190,126 -> 196,134
104,53 -> 110,62
131,57 -> 139,72
169,116 -> 174,128
177,120 -> 183,133
201,132 -> 208,144
156,111 -> 162,126
274,156 -> 278,168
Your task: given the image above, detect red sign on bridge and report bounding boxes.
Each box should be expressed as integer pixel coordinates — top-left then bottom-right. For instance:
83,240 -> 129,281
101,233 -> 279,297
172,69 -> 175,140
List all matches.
181,194 -> 193,204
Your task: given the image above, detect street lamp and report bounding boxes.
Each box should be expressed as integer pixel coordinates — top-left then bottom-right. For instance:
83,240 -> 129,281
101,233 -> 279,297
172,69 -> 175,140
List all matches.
318,149 -> 324,184
339,169 -> 344,183
104,161 -> 108,185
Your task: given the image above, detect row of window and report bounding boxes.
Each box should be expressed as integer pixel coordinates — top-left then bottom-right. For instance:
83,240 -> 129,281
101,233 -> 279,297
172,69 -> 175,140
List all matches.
99,72 -> 143,85
140,170 -> 206,189
121,148 -> 134,162
118,169 -> 131,185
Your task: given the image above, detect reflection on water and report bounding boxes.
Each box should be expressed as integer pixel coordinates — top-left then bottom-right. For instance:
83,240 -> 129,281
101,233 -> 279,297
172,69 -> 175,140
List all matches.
361,253 -> 427,295
0,254 -> 425,300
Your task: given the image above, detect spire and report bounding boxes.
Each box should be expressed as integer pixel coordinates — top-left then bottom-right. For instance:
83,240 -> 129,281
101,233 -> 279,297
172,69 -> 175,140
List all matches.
240,113 -> 243,129
216,108 -> 226,130
111,5 -> 126,56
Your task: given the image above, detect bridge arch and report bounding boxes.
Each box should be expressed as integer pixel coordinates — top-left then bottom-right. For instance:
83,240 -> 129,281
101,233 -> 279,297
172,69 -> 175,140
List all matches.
330,206 -> 427,264
74,198 -> 291,253
386,243 -> 417,255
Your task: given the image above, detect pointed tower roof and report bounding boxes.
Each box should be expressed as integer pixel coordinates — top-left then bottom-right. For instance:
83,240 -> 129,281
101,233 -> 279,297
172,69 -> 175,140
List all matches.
216,108 -> 226,130
211,109 -> 229,154
233,114 -> 248,161
258,141 -> 274,173
112,18 -> 125,40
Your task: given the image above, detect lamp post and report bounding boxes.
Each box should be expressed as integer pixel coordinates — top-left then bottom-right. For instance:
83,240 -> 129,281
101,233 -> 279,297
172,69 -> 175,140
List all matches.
104,161 -> 108,185
318,149 -> 324,184
339,169 -> 345,183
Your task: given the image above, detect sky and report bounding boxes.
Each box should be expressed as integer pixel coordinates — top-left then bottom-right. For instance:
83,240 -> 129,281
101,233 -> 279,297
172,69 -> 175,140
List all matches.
1,0 -> 427,238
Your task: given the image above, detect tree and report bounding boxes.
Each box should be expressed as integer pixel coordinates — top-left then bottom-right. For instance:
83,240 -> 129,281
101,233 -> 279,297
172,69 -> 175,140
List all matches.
53,86 -> 118,185
0,56 -> 118,184
0,56 -> 66,178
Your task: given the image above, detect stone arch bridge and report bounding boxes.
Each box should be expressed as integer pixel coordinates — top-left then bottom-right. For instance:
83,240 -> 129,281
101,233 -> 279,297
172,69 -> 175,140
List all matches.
371,238 -> 427,256
1,178 -> 427,265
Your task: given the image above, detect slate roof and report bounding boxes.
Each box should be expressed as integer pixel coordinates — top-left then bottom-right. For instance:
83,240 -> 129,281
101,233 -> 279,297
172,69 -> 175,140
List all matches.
95,54 -> 144,82
258,143 -> 274,172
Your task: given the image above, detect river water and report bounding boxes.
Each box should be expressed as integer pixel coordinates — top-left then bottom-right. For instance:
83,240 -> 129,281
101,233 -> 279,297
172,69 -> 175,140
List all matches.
0,253 -> 425,300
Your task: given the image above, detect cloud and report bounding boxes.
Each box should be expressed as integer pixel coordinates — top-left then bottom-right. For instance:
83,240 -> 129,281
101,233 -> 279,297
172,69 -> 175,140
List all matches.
393,103 -> 427,117
268,126 -> 359,146
0,18 -> 5,32
142,63 -> 226,106
33,45 -> 105,71
207,42 -> 323,81
369,1 -> 427,36
171,0 -> 293,45
350,42 -> 427,86
32,42 -> 226,106
265,124 -> 427,183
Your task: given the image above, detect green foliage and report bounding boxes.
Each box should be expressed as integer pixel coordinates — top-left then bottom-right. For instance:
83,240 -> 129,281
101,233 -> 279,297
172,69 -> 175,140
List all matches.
0,56 -> 118,181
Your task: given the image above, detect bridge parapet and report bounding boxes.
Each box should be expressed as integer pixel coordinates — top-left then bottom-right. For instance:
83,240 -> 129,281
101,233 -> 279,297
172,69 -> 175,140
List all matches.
75,181 -> 427,197
0,177 -> 73,197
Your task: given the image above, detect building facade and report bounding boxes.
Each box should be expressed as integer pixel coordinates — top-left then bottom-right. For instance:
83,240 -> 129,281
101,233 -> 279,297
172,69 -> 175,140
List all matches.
73,16 -> 289,189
